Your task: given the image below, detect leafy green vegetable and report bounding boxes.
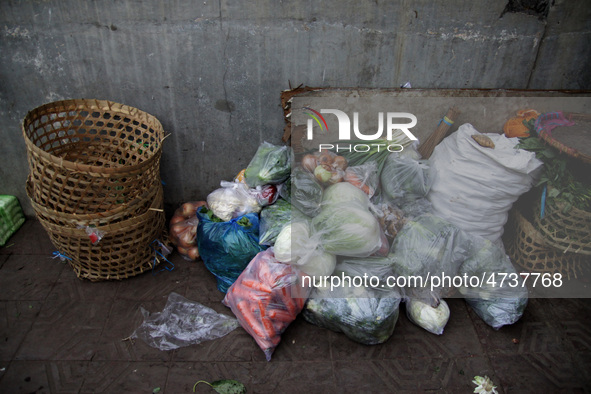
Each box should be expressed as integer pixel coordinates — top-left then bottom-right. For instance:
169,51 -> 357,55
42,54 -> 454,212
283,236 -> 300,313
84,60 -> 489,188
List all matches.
311,201 -> 382,257
244,142 -> 292,187
321,182 -> 370,209
380,154 -> 432,202
193,379 -> 247,394
303,257 -> 401,345
323,137 -> 415,174
198,206 -> 225,223
258,198 -> 291,245
389,214 -> 471,297
516,120 -> 591,212
290,166 -> 323,217
459,238 -> 528,329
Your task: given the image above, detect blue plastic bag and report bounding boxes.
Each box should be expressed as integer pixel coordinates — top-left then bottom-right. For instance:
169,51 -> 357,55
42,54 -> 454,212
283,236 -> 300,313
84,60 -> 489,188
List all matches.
196,208 -> 267,293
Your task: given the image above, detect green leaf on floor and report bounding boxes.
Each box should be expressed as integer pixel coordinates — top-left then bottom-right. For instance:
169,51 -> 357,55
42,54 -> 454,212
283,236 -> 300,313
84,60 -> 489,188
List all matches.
193,379 -> 247,394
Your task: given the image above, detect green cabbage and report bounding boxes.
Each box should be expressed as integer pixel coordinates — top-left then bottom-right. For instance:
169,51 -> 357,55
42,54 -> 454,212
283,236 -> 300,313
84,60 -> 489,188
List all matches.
311,202 -> 382,257
321,182 -> 370,210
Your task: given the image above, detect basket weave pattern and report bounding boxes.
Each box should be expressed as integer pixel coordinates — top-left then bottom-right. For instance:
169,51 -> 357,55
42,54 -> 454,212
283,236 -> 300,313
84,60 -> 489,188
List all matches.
534,201 -> 591,255
505,210 -> 588,280
23,99 -> 167,281
23,99 -> 164,214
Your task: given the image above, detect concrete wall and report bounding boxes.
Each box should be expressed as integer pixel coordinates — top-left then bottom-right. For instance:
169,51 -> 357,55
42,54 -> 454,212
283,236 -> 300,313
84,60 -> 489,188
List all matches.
1,0 -> 590,216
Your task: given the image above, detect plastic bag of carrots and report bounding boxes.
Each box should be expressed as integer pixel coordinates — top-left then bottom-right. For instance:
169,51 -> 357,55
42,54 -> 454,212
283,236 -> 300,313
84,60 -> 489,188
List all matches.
223,248 -> 311,361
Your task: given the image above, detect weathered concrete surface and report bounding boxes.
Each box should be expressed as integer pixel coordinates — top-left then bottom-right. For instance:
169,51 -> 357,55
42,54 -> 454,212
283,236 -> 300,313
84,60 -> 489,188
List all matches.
0,0 -> 589,216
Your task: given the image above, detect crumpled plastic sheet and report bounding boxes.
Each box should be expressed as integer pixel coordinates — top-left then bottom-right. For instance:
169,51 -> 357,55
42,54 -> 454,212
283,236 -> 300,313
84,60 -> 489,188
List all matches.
130,292 -> 240,351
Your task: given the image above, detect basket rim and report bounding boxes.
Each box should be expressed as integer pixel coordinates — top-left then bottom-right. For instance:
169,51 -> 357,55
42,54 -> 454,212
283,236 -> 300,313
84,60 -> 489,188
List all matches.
26,177 -> 162,225
21,98 -> 165,175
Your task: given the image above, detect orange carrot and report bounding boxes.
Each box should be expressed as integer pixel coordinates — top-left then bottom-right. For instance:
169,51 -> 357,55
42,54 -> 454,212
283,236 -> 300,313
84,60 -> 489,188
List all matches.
278,287 -> 298,317
241,279 -> 273,294
260,315 -> 277,339
268,308 -> 295,323
344,170 -> 373,195
236,300 -> 267,340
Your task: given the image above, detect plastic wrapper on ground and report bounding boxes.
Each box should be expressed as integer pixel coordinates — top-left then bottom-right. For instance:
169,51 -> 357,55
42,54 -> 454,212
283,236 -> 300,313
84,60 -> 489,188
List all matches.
130,292 -> 239,351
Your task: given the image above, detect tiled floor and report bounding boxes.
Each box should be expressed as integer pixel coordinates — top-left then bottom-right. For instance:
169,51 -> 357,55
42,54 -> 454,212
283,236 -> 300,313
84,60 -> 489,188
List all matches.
1,220 -> 590,393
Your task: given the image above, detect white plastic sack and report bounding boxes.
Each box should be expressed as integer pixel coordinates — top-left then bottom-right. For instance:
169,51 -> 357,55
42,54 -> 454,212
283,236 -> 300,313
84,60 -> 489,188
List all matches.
427,124 -> 542,244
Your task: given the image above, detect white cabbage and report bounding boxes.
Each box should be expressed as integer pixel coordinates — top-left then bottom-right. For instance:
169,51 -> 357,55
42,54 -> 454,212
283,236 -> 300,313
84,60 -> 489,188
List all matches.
406,298 -> 450,335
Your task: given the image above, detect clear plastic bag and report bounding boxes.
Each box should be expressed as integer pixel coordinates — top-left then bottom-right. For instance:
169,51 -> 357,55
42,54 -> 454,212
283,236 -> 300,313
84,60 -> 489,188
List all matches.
310,200 -> 382,258
223,249 -> 311,361
258,198 -> 291,246
458,237 -> 528,329
244,142 -> 292,187
169,201 -> 207,261
343,161 -> 379,198
273,221 -> 337,279
130,292 -> 239,351
405,297 -> 450,335
389,213 -> 473,301
371,202 -> 407,241
380,153 -> 433,202
206,181 -> 262,222
196,207 -> 266,293
290,166 -> 323,217
303,257 -> 402,345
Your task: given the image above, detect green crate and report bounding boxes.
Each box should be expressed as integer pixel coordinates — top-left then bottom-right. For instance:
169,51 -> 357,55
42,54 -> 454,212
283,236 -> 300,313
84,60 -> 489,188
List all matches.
0,195 -> 25,246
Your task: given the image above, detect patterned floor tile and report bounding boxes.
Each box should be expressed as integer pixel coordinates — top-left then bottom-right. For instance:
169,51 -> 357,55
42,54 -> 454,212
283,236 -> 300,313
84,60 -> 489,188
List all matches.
45,266 -> 121,302
333,357 -> 496,393
0,220 -> 54,256
93,299 -> 174,362
468,298 -> 571,356
0,301 -> 42,361
0,254 -> 64,301
14,299 -> 112,361
0,361 -> 51,394
114,256 -> 190,302
166,361 -> 337,394
490,353 -> 587,392
0,254 -> 8,269
79,361 -> 169,393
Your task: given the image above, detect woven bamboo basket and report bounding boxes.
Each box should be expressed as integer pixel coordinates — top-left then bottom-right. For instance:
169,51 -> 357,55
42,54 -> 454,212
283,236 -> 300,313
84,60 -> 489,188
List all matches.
504,209 -> 589,280
22,99 -> 165,215
533,200 -> 591,255
38,186 -> 167,281
26,178 -> 161,228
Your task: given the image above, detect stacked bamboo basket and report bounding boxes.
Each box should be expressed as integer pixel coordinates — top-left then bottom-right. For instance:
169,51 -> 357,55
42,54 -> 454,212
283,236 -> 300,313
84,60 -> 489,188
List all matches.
504,113 -> 591,280
22,99 -> 168,281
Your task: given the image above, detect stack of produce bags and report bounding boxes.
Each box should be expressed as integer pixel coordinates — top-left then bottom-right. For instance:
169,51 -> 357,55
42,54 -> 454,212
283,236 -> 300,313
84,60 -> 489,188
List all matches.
172,127 -> 540,359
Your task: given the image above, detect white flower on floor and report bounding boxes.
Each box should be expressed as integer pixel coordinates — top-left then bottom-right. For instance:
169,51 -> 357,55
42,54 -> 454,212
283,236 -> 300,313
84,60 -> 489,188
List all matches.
473,375 -> 498,394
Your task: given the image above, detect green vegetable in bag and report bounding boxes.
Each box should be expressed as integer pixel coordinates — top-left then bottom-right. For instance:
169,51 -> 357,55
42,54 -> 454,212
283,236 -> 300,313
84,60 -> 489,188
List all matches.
196,207 -> 266,293
244,142 -> 292,187
311,201 -> 382,257
290,166 -> 324,217
459,238 -> 528,329
303,257 -> 401,345
258,198 -> 291,246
